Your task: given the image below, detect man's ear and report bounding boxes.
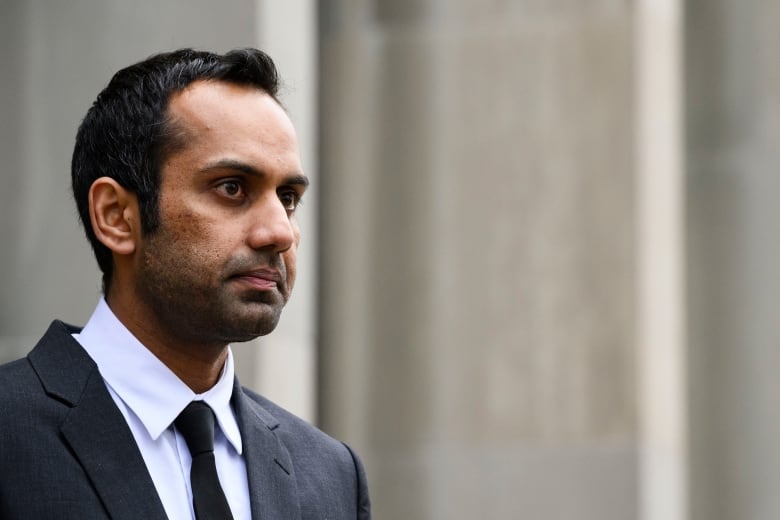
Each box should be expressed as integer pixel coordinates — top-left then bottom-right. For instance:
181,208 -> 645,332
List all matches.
88,177 -> 139,256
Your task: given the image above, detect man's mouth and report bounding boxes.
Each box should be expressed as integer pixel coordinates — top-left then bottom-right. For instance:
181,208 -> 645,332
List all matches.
230,268 -> 283,291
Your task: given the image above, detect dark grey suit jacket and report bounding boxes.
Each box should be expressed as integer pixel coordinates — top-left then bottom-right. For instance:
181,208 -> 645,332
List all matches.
0,321 -> 371,519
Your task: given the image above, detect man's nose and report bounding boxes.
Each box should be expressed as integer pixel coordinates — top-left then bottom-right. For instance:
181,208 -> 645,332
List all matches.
247,194 -> 295,252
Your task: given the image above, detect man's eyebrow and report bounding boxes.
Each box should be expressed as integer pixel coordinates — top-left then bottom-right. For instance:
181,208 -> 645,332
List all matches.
285,173 -> 310,188
202,159 -> 309,187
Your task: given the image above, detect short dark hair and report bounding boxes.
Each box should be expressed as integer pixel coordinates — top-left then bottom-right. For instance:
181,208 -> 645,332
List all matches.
71,48 -> 281,291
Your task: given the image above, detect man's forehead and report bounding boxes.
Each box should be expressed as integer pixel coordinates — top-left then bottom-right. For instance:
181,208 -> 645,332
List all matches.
166,80 -> 290,135
169,79 -> 278,110
158,79 -> 303,182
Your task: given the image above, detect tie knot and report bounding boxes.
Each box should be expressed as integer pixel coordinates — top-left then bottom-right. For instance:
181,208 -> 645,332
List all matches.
175,401 -> 216,455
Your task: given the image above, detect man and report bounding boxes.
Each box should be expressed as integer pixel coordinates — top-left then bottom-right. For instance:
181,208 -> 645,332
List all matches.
0,48 -> 370,519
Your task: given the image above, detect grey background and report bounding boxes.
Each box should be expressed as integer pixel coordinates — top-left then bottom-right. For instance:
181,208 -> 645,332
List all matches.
1,0 -> 778,519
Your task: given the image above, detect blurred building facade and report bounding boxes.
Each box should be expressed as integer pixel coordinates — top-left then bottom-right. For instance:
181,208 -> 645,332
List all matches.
1,1 -> 778,519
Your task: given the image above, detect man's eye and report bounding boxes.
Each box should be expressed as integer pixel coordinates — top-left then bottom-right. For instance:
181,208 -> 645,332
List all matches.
279,191 -> 301,212
216,180 -> 244,198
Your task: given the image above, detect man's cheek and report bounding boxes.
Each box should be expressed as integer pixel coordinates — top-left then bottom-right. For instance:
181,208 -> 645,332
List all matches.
282,248 -> 297,294
290,218 -> 301,246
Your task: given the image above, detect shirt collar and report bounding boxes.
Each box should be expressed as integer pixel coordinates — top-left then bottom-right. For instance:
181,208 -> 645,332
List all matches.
73,298 -> 243,454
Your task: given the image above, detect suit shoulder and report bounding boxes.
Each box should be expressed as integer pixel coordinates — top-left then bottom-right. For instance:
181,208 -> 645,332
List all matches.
0,357 -> 40,406
0,320 -> 88,423
240,386 -> 351,455
0,356 -> 31,376
0,351 -> 70,445
239,387 -> 372,517
240,387 -> 325,434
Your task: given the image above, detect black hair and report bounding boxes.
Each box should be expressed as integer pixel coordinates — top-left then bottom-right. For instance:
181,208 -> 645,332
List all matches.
71,48 -> 281,291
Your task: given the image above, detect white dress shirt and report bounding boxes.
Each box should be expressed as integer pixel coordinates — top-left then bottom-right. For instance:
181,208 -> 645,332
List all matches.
73,298 -> 252,520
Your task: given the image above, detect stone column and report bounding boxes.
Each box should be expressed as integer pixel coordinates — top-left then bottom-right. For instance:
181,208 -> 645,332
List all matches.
636,1 -> 688,519
318,2 -> 639,518
250,0 -> 318,422
687,1 -> 780,519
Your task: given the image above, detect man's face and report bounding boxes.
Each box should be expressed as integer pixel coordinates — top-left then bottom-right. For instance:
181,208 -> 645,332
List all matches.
132,80 -> 308,346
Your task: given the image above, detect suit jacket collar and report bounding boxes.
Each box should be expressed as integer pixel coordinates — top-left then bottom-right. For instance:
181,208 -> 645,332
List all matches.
232,378 -> 302,520
29,320 -> 304,520
28,320 -> 169,520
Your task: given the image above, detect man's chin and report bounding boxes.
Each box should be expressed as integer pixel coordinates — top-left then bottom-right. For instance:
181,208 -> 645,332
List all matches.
220,305 -> 284,340
236,284 -> 288,305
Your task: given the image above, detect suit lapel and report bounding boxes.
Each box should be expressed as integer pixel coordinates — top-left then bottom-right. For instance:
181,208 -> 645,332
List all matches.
29,321 -> 167,520
60,369 -> 167,520
30,321 -> 303,519
232,382 -> 301,520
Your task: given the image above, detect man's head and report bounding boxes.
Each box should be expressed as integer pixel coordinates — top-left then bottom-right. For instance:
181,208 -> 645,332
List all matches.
73,49 -> 307,345
72,48 -> 281,291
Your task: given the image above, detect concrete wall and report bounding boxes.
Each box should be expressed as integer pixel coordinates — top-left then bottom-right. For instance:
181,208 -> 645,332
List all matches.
318,2 -> 640,518
687,1 -> 780,519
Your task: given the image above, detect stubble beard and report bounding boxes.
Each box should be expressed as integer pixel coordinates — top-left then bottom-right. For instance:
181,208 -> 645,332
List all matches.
135,232 -> 289,348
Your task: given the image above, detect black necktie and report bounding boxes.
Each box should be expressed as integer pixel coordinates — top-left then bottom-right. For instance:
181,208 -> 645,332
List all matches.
175,401 -> 234,520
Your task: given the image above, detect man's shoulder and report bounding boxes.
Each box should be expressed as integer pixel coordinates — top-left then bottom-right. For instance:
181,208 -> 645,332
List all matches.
237,386 -> 371,517
239,386 -> 331,439
0,327 -> 46,398
0,357 -> 35,396
238,386 -> 354,457
0,321 -> 81,441
0,320 -> 90,407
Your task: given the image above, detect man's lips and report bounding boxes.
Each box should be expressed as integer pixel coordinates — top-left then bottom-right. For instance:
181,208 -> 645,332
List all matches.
230,268 -> 283,290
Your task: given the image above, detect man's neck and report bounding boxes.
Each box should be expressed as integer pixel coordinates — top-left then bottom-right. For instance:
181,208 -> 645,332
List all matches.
105,292 -> 228,394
